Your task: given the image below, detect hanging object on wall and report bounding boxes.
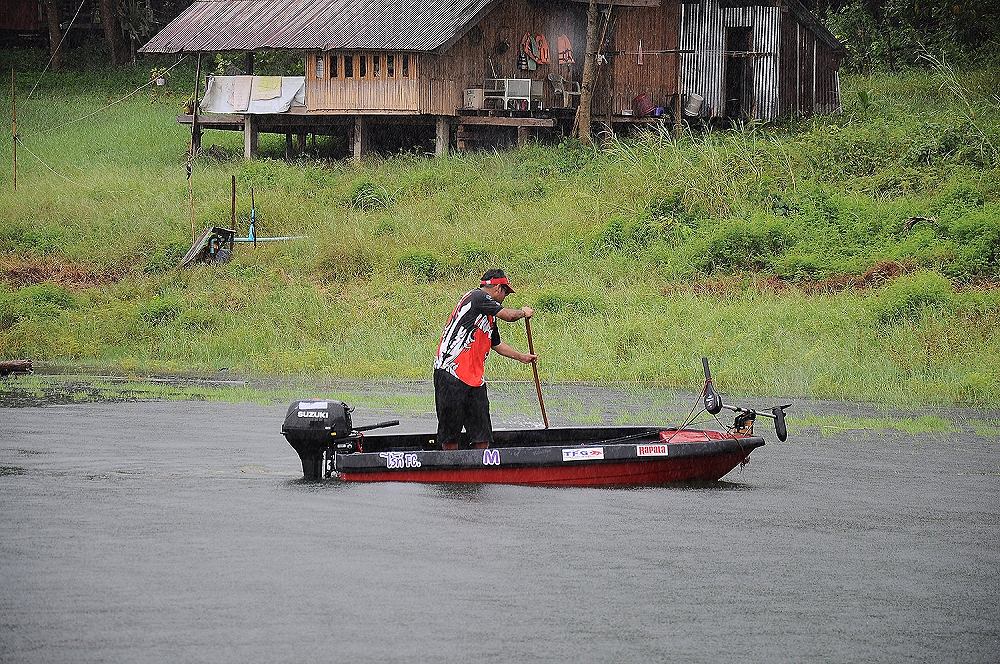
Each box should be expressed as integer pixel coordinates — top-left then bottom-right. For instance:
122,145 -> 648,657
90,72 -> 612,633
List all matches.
637,39 -> 643,65
520,33 -> 539,71
536,34 -> 550,64
556,34 -> 575,64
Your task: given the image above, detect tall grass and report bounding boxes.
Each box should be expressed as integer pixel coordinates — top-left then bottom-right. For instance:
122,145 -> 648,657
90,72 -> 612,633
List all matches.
1,54 -> 998,406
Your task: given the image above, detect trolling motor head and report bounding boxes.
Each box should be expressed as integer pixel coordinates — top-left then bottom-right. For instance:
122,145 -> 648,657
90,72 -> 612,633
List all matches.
701,358 -> 790,441
702,357 -> 723,415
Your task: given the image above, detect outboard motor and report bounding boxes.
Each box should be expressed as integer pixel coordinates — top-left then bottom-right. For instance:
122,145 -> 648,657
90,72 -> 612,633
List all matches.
281,400 -> 399,479
281,400 -> 353,479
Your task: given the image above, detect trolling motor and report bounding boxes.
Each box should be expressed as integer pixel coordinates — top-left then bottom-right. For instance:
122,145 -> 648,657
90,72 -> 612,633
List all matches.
701,358 -> 790,441
281,399 -> 399,478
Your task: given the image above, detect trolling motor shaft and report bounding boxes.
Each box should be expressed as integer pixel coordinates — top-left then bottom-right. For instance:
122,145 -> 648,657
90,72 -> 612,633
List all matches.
701,358 -> 790,441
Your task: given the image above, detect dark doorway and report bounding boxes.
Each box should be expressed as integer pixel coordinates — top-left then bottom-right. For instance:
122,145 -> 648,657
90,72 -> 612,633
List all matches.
724,27 -> 753,120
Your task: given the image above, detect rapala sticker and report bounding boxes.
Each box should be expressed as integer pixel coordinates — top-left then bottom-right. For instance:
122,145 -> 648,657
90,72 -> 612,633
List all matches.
379,452 -> 422,469
298,401 -> 329,410
482,449 -> 501,466
636,444 -> 669,457
562,447 -> 604,461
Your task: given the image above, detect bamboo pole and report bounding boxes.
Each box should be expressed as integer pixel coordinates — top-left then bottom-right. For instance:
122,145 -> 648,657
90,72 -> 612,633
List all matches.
524,318 -> 549,429
11,68 -> 16,192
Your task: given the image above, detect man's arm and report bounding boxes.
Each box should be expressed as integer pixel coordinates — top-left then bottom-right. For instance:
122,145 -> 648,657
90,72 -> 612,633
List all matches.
493,342 -> 536,363
496,306 -> 534,322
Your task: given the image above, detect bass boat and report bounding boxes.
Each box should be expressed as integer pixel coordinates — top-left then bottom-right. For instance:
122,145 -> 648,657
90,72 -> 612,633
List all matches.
281,359 -> 789,487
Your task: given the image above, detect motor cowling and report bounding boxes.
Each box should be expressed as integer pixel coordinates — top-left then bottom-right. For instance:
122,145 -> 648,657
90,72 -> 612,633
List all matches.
281,400 -> 354,479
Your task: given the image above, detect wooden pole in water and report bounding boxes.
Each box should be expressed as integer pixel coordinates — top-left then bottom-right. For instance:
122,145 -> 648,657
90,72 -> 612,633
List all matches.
11,67 -> 16,192
524,318 -> 549,429
187,53 -> 202,241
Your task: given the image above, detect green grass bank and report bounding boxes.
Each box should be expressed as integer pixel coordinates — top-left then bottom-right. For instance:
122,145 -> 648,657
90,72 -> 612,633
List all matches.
1,54 -> 998,406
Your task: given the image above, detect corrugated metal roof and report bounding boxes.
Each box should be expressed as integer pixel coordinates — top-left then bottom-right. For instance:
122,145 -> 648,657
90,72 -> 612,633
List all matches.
139,0 -> 500,54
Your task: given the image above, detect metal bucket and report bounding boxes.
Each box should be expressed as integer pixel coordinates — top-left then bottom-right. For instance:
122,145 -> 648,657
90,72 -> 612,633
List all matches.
682,93 -> 704,117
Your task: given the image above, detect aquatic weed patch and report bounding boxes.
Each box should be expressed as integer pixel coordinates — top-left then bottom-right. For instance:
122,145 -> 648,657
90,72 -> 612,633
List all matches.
791,413 -> 956,436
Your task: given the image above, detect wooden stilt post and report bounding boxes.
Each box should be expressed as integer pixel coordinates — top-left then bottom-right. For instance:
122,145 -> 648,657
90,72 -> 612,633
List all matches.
243,114 -> 257,159
435,116 -> 450,157
285,132 -> 293,160
353,116 -> 365,162
10,68 -> 16,192
517,125 -> 530,147
296,131 -> 306,153
674,50 -> 682,137
231,175 -> 236,228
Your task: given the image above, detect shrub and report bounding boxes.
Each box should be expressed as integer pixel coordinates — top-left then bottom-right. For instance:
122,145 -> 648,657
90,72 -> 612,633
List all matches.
692,216 -> 796,273
595,214 -> 660,253
139,294 -> 184,324
533,289 -> 603,315
177,308 -> 220,330
397,251 -> 442,282
347,179 -> 395,211
314,244 -> 375,282
942,210 -> 1000,281
872,271 -> 957,323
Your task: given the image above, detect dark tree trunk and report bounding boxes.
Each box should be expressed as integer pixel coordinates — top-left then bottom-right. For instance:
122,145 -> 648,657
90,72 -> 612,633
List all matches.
574,0 -> 600,146
98,0 -> 128,66
43,0 -> 62,70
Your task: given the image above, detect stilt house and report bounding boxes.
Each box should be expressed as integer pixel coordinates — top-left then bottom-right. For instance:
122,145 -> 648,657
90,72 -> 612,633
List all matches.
140,0 -> 845,158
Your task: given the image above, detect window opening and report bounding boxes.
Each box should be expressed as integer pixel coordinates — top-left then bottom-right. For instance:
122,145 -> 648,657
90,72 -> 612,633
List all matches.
344,54 -> 354,78
359,54 -> 368,78
387,54 -> 395,78
402,54 -> 409,78
330,54 -> 338,78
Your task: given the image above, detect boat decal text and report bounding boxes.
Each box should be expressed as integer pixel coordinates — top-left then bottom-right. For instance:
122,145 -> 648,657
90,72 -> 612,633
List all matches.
482,449 -> 501,466
636,444 -> 669,457
379,452 -> 422,469
562,447 -> 604,461
297,410 -> 328,419
298,401 -> 329,410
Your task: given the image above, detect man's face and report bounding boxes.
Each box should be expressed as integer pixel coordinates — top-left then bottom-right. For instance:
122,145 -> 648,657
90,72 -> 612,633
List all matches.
490,284 -> 511,302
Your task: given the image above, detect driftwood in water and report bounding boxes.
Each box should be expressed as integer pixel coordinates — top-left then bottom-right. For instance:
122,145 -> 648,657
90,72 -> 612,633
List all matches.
0,359 -> 32,377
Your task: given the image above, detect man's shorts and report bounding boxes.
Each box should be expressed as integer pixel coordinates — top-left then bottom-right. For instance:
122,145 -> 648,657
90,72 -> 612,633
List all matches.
434,369 -> 493,448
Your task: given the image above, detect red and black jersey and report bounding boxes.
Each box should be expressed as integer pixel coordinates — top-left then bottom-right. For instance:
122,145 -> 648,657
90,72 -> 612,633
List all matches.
434,289 -> 502,387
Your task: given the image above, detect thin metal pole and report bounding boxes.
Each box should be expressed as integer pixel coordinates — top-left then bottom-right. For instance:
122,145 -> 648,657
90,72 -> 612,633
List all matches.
230,175 -> 236,227
11,68 -> 16,191
188,53 -> 201,241
524,318 -> 549,429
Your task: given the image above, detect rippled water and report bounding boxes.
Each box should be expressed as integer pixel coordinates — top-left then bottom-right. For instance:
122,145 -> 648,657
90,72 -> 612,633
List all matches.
1,382 -> 998,662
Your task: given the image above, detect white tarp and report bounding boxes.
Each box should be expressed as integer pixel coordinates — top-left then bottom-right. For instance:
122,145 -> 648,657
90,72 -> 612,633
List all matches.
200,76 -> 306,114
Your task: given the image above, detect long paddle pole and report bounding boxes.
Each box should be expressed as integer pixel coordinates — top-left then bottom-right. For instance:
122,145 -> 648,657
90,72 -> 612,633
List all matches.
524,317 -> 549,429
11,68 -> 16,192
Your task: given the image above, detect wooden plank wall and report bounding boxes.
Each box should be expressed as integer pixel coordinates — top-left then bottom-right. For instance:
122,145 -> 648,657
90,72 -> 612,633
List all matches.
604,4 -> 680,116
306,54 -> 421,113
423,0 -> 588,112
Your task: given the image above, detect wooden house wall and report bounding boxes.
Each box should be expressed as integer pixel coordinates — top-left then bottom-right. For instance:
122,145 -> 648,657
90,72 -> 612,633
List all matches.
305,52 -> 422,113
423,0 -> 587,113
598,4 -> 681,116
776,15 -> 840,117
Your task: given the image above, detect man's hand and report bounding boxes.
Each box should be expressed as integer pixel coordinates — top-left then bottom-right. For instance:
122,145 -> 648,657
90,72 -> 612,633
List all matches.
520,352 -> 538,364
521,306 -> 534,319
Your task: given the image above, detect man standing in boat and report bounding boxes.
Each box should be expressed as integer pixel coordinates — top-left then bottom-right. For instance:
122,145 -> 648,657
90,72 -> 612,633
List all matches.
434,269 -> 536,450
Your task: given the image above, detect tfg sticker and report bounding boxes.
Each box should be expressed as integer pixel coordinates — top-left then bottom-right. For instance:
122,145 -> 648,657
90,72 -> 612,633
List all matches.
636,444 -> 669,457
379,452 -> 422,469
482,449 -> 501,466
562,447 -> 604,462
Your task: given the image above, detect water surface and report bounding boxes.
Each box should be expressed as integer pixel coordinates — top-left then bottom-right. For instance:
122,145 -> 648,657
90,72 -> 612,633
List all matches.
1,383 -> 998,662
